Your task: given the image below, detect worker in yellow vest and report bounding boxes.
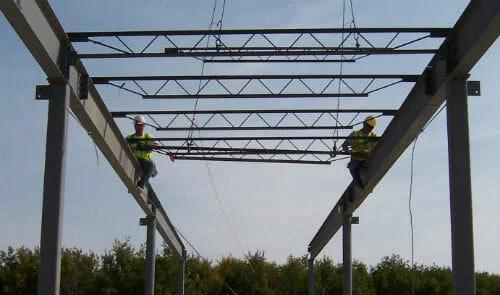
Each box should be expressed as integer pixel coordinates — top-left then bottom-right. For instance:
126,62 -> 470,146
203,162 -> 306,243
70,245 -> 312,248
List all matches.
342,115 -> 377,188
127,115 -> 159,188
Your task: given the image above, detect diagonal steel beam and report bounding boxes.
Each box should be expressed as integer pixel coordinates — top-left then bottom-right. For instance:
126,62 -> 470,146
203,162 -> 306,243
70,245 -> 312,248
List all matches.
0,0 -> 185,259
308,0 -> 500,259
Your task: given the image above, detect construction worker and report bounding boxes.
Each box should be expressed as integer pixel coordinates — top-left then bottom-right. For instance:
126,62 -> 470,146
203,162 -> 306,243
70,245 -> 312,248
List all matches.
127,115 -> 159,188
342,115 -> 377,188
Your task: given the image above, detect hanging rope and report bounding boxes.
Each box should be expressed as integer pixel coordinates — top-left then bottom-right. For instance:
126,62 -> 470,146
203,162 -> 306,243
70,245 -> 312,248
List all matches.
407,103 -> 446,295
174,227 -> 239,295
333,0 -> 358,154
186,0 -> 256,274
187,0 -> 227,144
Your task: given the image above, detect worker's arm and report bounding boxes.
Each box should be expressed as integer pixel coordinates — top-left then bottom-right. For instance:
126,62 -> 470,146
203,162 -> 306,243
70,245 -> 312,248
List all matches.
360,140 -> 377,156
341,139 -> 351,154
342,132 -> 355,154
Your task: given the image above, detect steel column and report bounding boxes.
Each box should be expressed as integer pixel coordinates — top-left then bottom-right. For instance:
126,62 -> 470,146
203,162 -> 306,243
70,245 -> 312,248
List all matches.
446,77 -> 475,295
37,84 -> 70,295
178,249 -> 187,295
308,258 -> 315,295
343,214 -> 352,295
145,214 -> 157,295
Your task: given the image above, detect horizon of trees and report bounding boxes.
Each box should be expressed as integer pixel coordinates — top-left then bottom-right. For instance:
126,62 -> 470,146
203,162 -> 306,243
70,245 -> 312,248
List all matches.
1,238 -> 499,295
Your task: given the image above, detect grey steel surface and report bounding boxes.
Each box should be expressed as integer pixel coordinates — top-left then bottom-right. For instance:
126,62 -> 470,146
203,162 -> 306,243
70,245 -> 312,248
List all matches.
68,27 -> 451,36
37,84 -> 69,295
0,0 -> 185,258
308,258 -> 314,295
308,0 -> 500,259
343,215 -> 352,295
446,77 -> 476,295
111,109 -> 398,116
145,214 -> 157,295
179,249 -> 187,295
67,27 -> 448,61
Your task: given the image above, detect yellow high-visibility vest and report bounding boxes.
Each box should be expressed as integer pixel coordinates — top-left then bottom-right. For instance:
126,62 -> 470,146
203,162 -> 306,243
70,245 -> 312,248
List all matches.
127,133 -> 153,160
351,129 -> 376,161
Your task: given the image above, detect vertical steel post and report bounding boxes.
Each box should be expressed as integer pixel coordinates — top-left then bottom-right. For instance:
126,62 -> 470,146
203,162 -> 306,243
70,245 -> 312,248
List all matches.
145,214 -> 157,295
178,249 -> 187,295
446,76 -> 476,295
343,214 -> 352,295
308,257 -> 315,295
37,84 -> 70,295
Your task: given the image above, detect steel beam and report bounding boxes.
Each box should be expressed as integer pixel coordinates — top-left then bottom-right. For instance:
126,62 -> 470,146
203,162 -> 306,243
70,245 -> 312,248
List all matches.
171,156 -> 331,165
146,136 -> 378,141
156,126 -> 352,131
308,258 -> 315,295
446,77 -> 475,295
343,214 -> 352,295
143,93 -> 368,99
68,27 -> 451,38
37,84 -> 70,295
111,109 -> 398,116
308,0 -> 500,259
178,249 -> 187,295
93,74 -> 419,82
0,0 -> 185,260
144,214 -> 157,295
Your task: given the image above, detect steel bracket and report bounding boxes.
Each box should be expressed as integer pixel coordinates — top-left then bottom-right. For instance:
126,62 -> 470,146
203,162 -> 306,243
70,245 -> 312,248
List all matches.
424,66 -> 435,95
57,43 -> 77,80
35,85 -> 54,100
467,80 -> 481,96
140,217 -> 153,226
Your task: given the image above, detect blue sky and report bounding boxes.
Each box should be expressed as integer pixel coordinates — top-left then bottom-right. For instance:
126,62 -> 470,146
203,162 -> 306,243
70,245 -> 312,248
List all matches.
1,0 -> 499,275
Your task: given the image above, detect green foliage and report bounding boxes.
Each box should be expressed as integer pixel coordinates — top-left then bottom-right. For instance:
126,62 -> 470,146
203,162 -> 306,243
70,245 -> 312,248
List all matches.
0,246 -> 39,295
1,243 -> 499,295
60,247 -> 99,295
371,254 -> 412,295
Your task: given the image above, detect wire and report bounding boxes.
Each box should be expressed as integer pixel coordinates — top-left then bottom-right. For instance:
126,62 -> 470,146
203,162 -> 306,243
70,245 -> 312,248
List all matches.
188,0 -> 227,142
185,0 -> 255,274
203,161 -> 255,273
407,102 -> 446,295
61,100 -> 101,166
174,227 -> 239,295
409,135 -> 418,295
333,0 -> 347,153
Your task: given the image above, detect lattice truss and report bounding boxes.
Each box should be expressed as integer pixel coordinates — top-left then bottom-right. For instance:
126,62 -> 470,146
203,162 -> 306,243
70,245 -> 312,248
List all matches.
68,28 -> 449,62
67,27 -> 449,164
112,109 -> 396,164
92,75 -> 419,99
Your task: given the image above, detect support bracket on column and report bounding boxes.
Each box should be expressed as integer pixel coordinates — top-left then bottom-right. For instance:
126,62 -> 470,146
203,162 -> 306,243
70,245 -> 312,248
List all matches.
467,80 -> 481,96
351,216 -> 359,224
35,85 -> 54,100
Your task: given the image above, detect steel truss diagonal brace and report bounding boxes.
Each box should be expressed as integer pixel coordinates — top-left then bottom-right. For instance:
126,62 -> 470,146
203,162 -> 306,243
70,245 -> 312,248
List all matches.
308,0 -> 500,259
0,0 -> 185,259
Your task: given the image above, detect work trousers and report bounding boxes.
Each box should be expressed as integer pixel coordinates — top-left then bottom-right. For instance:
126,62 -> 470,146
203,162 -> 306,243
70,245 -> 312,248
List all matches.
348,158 -> 365,188
137,158 -> 155,188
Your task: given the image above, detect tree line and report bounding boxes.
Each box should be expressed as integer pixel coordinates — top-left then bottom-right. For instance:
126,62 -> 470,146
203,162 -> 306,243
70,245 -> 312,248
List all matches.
1,238 -> 499,295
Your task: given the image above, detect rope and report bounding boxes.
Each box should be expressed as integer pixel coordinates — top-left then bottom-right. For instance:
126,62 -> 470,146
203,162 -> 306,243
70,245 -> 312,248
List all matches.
174,227 -> 239,295
333,0 -> 347,151
407,102 -> 446,295
409,135 -> 418,295
187,0 -> 227,143
61,100 -> 100,166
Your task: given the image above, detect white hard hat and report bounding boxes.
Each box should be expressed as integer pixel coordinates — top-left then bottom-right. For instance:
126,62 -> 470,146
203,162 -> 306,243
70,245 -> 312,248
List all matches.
133,115 -> 146,125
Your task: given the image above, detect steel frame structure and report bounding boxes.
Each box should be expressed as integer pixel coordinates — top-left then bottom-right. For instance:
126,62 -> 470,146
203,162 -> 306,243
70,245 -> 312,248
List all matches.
92,74 -> 418,99
1,1 -> 498,295
67,27 -> 449,62
113,109 -> 394,164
